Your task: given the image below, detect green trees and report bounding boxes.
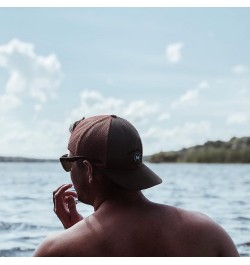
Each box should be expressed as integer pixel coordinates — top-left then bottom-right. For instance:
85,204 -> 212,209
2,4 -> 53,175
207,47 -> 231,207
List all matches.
147,137 -> 250,163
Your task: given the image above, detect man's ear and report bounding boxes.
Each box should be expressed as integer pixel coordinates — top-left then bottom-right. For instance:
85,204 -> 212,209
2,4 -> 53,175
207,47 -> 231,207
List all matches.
83,160 -> 94,184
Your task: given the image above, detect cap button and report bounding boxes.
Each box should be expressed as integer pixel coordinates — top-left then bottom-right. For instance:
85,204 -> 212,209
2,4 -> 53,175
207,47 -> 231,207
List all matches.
111,115 -> 117,118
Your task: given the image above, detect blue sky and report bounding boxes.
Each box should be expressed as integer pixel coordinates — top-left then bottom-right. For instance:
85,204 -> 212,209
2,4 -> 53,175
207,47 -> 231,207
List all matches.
0,7 -> 250,158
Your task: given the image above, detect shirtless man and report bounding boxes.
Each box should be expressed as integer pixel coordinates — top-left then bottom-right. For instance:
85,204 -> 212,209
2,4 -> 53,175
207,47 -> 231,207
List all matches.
33,115 -> 239,257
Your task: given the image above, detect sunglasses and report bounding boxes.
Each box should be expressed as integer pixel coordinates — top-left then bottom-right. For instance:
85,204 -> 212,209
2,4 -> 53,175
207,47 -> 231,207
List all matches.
60,154 -> 87,172
60,154 -> 102,172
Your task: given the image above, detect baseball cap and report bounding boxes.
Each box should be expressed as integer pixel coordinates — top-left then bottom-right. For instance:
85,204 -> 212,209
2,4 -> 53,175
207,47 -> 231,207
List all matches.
68,114 -> 162,190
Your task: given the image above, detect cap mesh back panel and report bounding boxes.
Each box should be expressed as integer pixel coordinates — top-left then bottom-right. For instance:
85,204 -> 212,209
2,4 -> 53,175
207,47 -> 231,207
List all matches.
68,115 -> 111,167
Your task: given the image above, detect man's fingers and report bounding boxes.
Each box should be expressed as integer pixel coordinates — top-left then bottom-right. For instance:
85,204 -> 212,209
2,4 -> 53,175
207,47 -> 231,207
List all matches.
68,196 -> 78,215
64,191 -> 78,197
53,184 -> 73,204
52,184 -> 82,229
53,183 -> 70,196
53,184 -> 65,205
67,196 -> 83,223
53,183 -> 73,197
53,183 -> 73,214
52,185 -> 83,229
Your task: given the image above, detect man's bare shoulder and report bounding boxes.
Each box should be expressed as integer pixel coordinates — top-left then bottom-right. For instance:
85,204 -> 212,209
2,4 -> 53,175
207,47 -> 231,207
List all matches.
176,207 -> 227,237
172,207 -> 239,256
33,216 -> 100,257
151,203 -> 222,237
150,202 -> 215,225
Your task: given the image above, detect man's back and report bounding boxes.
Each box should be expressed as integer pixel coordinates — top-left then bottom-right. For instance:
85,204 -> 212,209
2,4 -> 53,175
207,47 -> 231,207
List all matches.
33,115 -> 240,257
34,197 -> 239,257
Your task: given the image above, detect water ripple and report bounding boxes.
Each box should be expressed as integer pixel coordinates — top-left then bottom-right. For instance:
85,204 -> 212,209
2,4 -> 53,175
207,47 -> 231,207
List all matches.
0,221 -> 40,231
235,217 -> 250,221
1,162 -> 250,256
0,247 -> 34,257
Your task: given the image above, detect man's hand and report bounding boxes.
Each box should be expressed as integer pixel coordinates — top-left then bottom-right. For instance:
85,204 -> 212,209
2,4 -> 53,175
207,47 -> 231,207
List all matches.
53,183 -> 83,229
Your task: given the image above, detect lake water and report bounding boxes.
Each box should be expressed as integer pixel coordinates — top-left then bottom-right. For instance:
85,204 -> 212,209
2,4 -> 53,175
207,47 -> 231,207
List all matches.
0,162 -> 250,257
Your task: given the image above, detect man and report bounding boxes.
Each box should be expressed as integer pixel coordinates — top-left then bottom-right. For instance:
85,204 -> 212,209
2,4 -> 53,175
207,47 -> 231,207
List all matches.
33,115 -> 239,257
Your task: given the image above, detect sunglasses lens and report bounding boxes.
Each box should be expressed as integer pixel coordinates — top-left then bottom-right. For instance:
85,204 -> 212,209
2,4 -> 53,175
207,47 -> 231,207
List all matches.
61,160 -> 72,172
60,154 -> 86,172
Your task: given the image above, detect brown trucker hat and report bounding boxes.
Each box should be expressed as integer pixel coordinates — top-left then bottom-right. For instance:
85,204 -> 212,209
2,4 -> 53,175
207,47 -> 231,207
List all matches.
68,114 -> 162,190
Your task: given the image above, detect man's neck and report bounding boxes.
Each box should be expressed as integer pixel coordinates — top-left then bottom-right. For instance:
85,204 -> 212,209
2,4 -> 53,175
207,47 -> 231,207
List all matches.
92,190 -> 148,212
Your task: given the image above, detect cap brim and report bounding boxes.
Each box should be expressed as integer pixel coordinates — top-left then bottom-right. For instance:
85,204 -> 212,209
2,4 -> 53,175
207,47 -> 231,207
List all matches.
101,163 -> 162,190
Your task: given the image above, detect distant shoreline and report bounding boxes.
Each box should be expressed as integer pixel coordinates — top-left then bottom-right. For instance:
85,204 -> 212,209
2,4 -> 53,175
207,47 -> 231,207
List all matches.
145,136 -> 250,163
0,156 -> 58,163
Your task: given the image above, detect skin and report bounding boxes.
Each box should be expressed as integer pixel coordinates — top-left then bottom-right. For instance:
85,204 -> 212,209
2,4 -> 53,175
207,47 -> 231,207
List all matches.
33,160 -> 240,257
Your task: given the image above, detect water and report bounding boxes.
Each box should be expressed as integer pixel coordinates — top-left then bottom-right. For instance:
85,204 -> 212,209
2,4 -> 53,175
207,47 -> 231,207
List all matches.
0,162 -> 250,257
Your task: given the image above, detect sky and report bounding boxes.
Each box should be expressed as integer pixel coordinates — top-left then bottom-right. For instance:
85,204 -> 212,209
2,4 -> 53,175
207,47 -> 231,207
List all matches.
0,6 -> 250,158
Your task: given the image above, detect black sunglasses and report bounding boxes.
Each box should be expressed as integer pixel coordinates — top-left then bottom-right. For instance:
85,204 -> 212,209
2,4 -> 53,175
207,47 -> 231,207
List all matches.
60,154 -> 87,172
60,154 -> 102,172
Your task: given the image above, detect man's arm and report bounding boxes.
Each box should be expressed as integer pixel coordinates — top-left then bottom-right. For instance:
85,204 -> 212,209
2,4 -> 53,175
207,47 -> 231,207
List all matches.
33,234 -> 59,257
193,212 -> 240,257
33,221 -> 96,257
213,222 -> 240,257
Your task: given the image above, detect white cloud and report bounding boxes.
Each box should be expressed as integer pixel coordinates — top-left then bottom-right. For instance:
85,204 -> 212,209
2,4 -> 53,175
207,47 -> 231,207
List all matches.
232,64 -> 248,74
226,113 -> 248,125
0,88 -> 162,158
171,81 -> 209,109
67,89 -> 159,125
68,91 -> 212,155
0,38 -> 63,113
157,113 -> 171,122
179,89 -> 199,103
123,100 -> 159,123
142,121 -> 211,153
5,71 -> 26,94
0,116 -> 68,158
0,93 -> 22,113
143,121 -> 211,140
165,42 -> 184,63
0,39 -> 64,157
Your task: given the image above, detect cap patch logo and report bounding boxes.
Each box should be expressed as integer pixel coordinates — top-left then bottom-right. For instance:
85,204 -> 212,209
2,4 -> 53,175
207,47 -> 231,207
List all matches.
133,152 -> 142,163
